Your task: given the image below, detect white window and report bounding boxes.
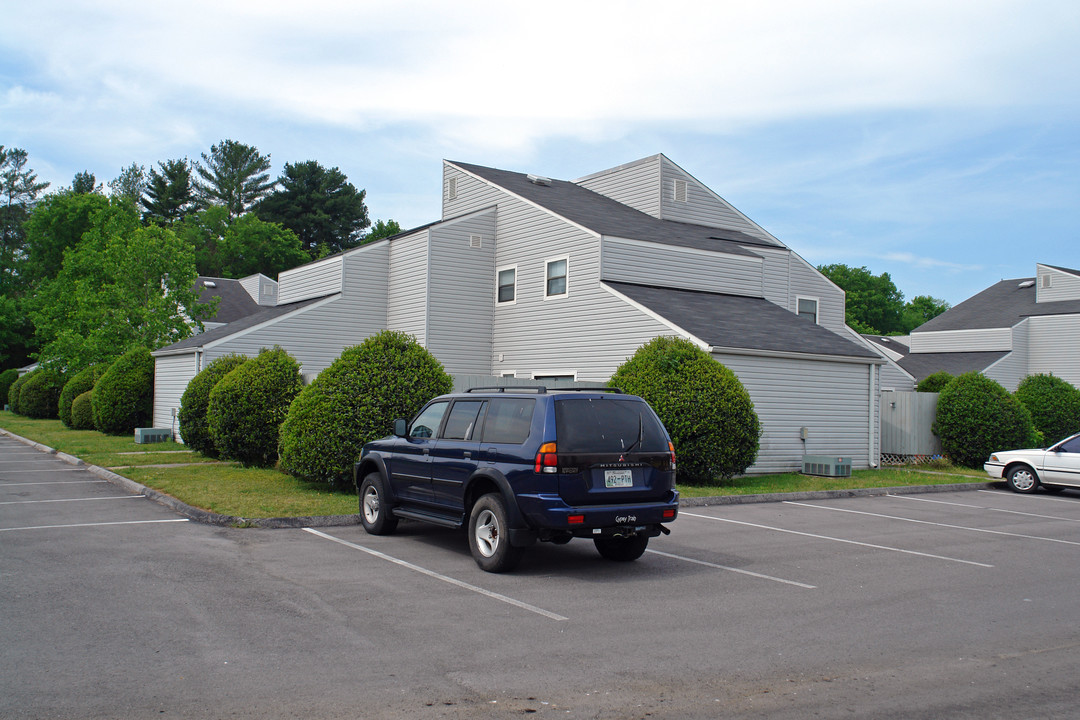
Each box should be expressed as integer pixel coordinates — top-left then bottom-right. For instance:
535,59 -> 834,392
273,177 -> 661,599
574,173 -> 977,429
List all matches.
496,266 -> 516,304
797,297 -> 819,324
545,256 -> 568,299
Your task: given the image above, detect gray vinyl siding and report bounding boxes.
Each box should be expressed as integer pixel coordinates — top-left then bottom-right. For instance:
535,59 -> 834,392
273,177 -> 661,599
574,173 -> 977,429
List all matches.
715,352 -> 875,474
427,210 -> 497,374
876,357 -> 916,391
277,255 -> 343,304
444,163 -> 502,219
1037,265 -> 1080,303
657,156 -> 776,243
153,353 -> 198,437
601,237 -> 764,297
787,254 -> 846,332
387,231 -> 430,344
908,327 -> 1013,353
574,156 -> 662,218
1027,314 -> 1080,388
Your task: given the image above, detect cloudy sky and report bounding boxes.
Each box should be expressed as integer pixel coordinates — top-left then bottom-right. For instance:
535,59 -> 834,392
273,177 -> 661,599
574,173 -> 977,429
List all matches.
3,0 -> 1078,305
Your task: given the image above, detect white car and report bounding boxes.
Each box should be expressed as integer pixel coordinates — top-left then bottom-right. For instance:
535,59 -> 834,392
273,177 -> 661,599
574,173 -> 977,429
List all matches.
984,432 -> 1080,493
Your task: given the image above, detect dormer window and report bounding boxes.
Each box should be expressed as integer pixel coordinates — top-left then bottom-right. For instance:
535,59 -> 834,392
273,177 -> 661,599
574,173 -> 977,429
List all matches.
797,297 -> 819,324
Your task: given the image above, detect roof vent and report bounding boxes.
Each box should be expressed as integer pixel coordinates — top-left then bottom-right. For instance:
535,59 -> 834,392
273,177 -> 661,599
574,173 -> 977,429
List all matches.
527,174 -> 552,186
203,280 -> 217,288
673,179 -> 688,203
1018,280 -> 1035,288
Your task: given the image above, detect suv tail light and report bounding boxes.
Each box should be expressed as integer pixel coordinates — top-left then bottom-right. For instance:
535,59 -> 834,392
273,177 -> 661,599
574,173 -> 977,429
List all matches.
669,441 -> 677,470
535,442 -> 558,474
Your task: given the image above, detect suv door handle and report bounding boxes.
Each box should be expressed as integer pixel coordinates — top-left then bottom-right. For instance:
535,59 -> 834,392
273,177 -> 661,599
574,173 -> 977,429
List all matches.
463,451 -> 472,459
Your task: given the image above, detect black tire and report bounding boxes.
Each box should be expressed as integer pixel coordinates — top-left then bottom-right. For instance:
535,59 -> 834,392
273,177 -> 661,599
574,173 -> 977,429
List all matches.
1006,465 -> 1040,494
468,493 -> 523,573
359,472 -> 398,535
594,534 -> 649,562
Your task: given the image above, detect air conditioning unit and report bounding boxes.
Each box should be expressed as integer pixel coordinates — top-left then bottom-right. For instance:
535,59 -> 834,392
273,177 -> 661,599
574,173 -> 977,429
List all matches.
135,428 -> 173,444
802,455 -> 852,478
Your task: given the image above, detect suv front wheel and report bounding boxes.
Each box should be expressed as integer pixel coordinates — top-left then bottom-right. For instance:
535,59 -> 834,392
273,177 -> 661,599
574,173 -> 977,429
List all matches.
359,472 -> 398,535
468,493 -> 523,573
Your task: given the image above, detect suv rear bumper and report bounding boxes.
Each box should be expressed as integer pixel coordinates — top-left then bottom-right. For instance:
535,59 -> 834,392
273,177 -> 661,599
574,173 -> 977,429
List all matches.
516,491 -> 679,530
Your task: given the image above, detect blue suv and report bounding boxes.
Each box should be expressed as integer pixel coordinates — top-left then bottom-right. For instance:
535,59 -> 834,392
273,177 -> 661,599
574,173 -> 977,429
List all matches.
354,386 -> 679,572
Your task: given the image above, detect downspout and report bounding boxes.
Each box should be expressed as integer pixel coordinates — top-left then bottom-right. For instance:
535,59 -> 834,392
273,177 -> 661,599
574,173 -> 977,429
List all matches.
868,363 -> 878,468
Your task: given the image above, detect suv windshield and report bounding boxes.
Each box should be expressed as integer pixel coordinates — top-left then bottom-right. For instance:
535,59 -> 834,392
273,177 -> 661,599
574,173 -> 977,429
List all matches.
554,398 -> 668,453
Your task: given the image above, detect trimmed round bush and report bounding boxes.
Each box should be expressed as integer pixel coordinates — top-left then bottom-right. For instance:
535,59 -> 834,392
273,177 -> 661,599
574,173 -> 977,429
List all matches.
935,372 -> 1040,468
609,336 -> 760,484
92,346 -> 155,435
59,363 -> 109,427
18,369 -> 66,419
0,368 -> 18,408
71,390 -> 95,429
917,371 -> 953,393
8,371 -> 33,414
279,331 -> 453,486
1015,374 -> 1080,446
177,354 -> 248,456
207,347 -> 302,466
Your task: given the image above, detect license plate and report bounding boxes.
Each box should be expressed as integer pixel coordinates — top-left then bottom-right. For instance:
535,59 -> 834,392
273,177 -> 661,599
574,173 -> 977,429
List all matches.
604,469 -> 633,488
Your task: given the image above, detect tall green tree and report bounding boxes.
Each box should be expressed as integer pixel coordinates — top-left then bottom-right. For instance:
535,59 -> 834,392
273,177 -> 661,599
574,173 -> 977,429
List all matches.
364,218 -> 401,244
818,263 -> 905,335
177,207 -> 307,279
195,140 -> 275,219
28,198 -> 206,371
0,146 -> 50,293
22,191 -> 111,287
900,295 -> 950,333
177,206 -> 230,276
142,159 -> 197,225
108,163 -> 148,207
71,171 -> 102,195
255,160 -> 369,259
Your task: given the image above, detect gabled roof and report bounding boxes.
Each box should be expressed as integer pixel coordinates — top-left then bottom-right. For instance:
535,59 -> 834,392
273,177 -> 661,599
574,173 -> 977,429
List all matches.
1045,264 -> 1080,276
195,276 -> 261,324
914,277 -> 1080,333
862,335 -> 910,355
449,161 -> 780,257
606,282 -> 879,360
154,295 -> 331,355
897,351 -> 1009,382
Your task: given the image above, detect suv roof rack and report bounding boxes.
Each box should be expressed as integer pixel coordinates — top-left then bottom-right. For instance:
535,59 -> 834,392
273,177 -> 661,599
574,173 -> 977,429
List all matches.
463,385 -> 623,394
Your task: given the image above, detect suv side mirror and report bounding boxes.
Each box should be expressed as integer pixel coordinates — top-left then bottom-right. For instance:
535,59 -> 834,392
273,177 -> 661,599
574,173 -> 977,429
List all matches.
394,418 -> 407,437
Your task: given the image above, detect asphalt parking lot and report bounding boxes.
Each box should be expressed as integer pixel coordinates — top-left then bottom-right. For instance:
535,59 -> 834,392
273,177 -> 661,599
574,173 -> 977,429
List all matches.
3,433 -> 1080,719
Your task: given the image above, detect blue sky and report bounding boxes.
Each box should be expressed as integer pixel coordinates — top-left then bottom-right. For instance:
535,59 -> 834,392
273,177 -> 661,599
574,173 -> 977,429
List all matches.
3,0 -> 1078,306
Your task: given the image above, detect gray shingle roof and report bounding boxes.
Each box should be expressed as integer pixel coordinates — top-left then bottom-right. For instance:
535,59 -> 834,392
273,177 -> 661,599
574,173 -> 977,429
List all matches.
897,351 -> 1009,382
154,295 -> 330,355
605,282 -> 879,359
915,277 -> 1080,333
195,277 -> 260,324
450,161 -> 781,257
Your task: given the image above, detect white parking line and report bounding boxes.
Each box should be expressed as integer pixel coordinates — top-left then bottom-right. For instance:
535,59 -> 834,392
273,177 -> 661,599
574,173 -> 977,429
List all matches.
888,493 -> 1080,523
681,511 -> 993,567
645,549 -> 816,588
0,519 -> 189,532
785,501 -> 1080,548
0,480 -> 107,487
0,496 -> 141,505
978,489 -> 1080,505
0,468 -> 85,473
303,528 -> 569,622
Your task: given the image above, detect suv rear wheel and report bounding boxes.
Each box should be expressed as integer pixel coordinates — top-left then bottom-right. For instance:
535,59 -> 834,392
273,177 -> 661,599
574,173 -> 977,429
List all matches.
359,472 -> 398,535
594,534 -> 649,562
468,493 -> 523,573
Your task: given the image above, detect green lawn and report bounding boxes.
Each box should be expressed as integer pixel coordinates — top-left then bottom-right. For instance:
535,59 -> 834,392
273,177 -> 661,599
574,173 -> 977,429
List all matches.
2,411 -> 988,519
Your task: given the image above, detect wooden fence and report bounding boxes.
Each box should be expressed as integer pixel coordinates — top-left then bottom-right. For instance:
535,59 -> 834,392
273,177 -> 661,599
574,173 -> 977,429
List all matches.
880,390 -> 942,461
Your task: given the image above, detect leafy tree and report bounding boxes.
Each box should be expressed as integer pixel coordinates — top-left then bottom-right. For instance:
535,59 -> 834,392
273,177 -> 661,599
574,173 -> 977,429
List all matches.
195,140 -> 275,219
177,206 -> 230,276
0,295 -> 33,368
1015,374 -> 1080,446
256,160 -> 370,259
108,163 -> 148,207
901,295 -> 950,334
818,264 -> 905,335
143,159 -> 197,225
279,332 -> 453,486
29,198 -> 206,370
609,336 -> 760,483
71,171 -> 102,195
364,219 -> 401,244
22,191 -> 111,287
0,146 -> 50,293
935,373 -> 1039,468
220,214 -> 308,278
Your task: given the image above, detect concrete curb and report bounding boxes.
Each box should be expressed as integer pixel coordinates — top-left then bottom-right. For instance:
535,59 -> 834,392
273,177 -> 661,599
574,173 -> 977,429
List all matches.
2,427 -> 1000,528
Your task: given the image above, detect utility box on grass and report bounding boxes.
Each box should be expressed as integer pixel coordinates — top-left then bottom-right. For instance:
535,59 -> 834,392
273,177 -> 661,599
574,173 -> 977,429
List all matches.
802,455 -> 852,478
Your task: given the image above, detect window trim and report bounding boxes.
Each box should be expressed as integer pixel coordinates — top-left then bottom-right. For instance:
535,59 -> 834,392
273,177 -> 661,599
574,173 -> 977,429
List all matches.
496,264 -> 517,306
531,370 -> 578,381
544,255 -> 569,300
796,296 -> 819,324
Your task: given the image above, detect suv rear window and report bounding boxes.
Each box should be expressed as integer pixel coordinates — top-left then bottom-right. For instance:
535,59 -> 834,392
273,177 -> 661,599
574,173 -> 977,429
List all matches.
479,398 -> 535,444
554,398 -> 668,453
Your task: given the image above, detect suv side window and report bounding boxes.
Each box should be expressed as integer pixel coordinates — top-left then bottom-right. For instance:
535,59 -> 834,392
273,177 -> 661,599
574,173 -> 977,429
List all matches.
479,398 -> 535,444
410,401 -> 448,439
442,401 -> 486,440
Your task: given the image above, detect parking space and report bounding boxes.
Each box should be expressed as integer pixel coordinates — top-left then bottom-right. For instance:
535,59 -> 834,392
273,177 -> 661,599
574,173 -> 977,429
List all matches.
5,430 -> 1080,719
